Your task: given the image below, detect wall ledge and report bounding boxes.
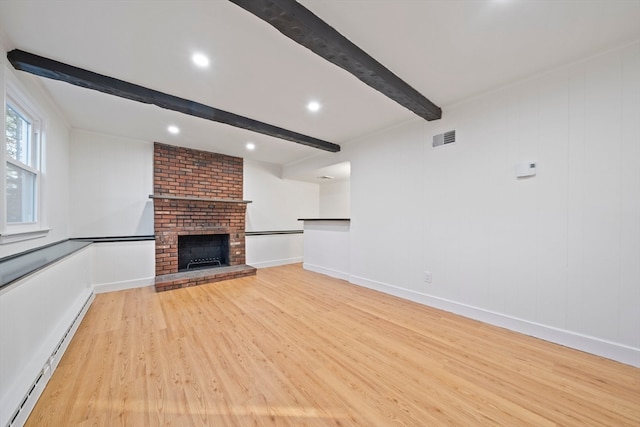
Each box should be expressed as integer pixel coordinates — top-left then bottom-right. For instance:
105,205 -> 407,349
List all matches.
0,240 -> 91,289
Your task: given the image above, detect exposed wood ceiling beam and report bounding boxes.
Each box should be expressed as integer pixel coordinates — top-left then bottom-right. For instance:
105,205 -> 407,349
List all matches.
229,0 -> 442,121
6,49 -> 341,153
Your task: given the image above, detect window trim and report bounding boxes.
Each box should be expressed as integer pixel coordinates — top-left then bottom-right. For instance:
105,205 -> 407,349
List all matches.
1,65 -> 49,244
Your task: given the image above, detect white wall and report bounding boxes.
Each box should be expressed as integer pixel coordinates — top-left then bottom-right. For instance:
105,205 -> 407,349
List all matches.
91,241 -> 155,293
319,179 -> 350,218
342,43 -> 640,365
244,159 -> 319,231
303,220 -> 351,280
244,160 -> 319,267
69,130 -> 154,238
0,39 -> 72,258
245,234 -> 304,269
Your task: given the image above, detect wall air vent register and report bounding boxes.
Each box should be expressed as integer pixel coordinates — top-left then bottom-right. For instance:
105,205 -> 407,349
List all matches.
432,130 -> 456,147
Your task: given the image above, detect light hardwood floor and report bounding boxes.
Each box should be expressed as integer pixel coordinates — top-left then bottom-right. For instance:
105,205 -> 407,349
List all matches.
26,264 -> 639,426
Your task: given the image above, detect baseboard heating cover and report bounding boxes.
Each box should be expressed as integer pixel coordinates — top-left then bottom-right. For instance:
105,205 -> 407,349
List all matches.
6,291 -> 94,427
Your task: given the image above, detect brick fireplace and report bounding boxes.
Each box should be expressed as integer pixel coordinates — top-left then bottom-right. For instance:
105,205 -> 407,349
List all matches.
152,142 -> 256,292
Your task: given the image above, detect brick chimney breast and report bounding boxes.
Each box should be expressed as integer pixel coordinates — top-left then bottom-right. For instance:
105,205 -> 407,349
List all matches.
152,142 -> 255,291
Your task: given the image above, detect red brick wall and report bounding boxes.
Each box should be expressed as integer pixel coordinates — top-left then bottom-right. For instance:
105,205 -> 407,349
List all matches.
154,142 -> 243,199
153,142 -> 248,279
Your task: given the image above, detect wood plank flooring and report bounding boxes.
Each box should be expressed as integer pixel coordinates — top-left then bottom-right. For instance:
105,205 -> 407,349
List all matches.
26,264 -> 639,426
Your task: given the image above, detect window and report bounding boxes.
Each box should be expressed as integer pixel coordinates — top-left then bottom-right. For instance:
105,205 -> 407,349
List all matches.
1,74 -> 47,242
6,101 -> 39,224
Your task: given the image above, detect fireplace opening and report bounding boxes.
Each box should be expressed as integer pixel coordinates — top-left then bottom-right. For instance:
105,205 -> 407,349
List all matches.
178,234 -> 230,272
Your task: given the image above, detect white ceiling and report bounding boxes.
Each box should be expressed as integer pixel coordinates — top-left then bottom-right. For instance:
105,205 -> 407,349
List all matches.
0,0 -> 639,175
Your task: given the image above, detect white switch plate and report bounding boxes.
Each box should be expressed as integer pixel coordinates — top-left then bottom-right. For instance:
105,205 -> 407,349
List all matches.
423,271 -> 432,283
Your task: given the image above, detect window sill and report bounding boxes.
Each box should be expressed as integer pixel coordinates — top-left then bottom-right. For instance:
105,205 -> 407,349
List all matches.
0,228 -> 51,244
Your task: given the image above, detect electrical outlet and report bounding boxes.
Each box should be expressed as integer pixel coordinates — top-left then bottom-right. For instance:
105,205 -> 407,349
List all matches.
423,271 -> 432,283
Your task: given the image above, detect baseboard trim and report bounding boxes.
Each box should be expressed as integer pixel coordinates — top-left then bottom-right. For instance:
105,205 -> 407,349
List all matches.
93,277 -> 155,294
248,257 -> 303,269
349,274 -> 640,368
303,263 -> 351,281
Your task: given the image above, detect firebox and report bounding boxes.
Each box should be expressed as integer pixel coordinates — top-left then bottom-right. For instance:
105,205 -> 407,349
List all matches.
178,234 -> 230,272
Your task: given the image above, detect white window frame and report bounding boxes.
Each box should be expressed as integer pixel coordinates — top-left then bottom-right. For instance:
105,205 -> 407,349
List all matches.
1,66 -> 49,244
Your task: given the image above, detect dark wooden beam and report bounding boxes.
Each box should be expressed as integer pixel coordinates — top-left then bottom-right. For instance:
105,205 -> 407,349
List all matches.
6,49 -> 340,153
229,0 -> 442,121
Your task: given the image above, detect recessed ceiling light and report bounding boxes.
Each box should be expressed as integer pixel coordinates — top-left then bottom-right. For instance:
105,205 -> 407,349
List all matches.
167,125 -> 180,134
192,53 -> 210,68
307,101 -> 321,112
246,142 -> 256,151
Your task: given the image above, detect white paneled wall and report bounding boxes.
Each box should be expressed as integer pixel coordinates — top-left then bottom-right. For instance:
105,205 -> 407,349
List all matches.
244,160 -> 319,267
319,180 -> 350,218
91,241 -> 155,293
347,43 -> 640,365
69,130 -> 154,238
244,160 -> 319,231
245,233 -> 304,268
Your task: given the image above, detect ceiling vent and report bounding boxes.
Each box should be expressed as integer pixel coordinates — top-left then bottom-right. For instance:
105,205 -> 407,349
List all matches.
432,130 -> 456,147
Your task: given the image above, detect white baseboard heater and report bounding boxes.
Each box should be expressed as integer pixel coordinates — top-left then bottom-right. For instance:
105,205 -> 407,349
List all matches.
6,292 -> 94,427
